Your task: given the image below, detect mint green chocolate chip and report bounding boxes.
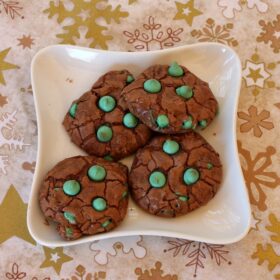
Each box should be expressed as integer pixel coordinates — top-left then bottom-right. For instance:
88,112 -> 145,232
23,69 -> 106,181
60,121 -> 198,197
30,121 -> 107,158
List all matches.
63,180 -> 80,196
127,75 -> 134,83
66,227 -> 73,237
168,62 -> 184,77
97,125 -> 113,142
92,197 -> 107,211
122,191 -> 128,198
98,96 -> 116,112
199,119 -> 207,128
123,112 -> 138,128
182,116 -> 193,129
179,196 -> 189,201
54,187 -> 60,192
163,139 -> 179,155
156,115 -> 169,128
102,220 -> 111,228
149,171 -> 166,188
183,168 -> 200,185
176,85 -> 193,99
88,165 -> 106,181
144,79 -> 161,93
64,212 -> 76,224
207,163 -> 213,170
104,155 -> 113,161
69,103 -> 78,118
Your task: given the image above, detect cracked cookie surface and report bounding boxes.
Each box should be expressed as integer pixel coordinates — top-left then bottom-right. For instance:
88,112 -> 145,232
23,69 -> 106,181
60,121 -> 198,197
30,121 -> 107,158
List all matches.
129,132 -> 222,217
63,70 -> 151,160
122,63 -> 218,134
39,156 -> 129,240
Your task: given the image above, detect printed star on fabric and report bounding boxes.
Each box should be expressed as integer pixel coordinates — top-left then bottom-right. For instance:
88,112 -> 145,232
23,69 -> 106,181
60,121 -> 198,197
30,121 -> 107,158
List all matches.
174,0 -> 202,26
242,60 -> 271,88
40,247 -> 73,275
247,68 -> 263,83
0,185 -> 36,245
250,211 -> 262,232
0,48 -> 18,85
17,35 -> 35,49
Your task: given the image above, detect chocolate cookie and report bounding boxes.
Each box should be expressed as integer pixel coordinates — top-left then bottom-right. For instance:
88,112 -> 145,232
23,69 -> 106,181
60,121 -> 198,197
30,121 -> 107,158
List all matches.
122,62 -> 218,134
63,70 -> 151,160
129,132 -> 222,217
39,156 -> 129,240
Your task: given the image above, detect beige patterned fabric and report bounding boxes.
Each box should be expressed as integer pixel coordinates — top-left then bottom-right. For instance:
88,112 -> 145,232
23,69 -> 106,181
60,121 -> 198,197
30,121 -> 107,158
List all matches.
0,1 -> 280,279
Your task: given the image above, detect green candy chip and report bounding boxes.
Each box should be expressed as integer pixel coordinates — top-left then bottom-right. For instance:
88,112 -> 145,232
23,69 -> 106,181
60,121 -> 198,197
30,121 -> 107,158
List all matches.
179,196 -> 189,201
183,168 -> 200,185
64,212 -> 76,224
182,116 -> 193,129
122,191 -> 128,198
63,180 -> 81,196
156,115 -> 169,128
127,75 -> 134,83
101,220 -> 111,228
88,165 -> 106,181
123,112 -> 138,128
98,96 -> 116,112
104,155 -> 113,161
97,125 -> 113,142
92,197 -> 107,211
168,62 -> 184,77
65,227 -> 73,237
176,85 -> 193,99
207,163 -> 213,170
199,119 -> 207,128
149,171 -> 166,188
143,79 -> 161,93
69,103 -> 78,118
163,139 -> 180,155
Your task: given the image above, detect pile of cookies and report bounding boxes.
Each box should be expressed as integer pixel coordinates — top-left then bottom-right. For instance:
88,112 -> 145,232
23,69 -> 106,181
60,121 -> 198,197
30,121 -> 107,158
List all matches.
39,62 -> 222,240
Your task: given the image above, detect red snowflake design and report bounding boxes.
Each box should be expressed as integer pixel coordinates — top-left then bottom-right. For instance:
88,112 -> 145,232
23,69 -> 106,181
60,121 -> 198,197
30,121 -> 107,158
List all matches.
164,239 -> 231,277
123,16 -> 183,51
5,262 -> 50,280
0,0 -> 23,19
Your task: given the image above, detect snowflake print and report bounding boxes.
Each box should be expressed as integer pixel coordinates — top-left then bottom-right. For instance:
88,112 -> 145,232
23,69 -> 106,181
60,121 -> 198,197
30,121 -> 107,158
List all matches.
252,213 -> 280,279
89,235 -> 146,265
0,110 -> 29,175
5,263 -> 26,280
135,261 -> 178,280
61,264 -> 105,280
123,16 -> 183,51
0,0 -> 24,19
191,18 -> 238,46
164,239 -> 231,277
217,0 -> 268,19
238,141 -> 280,211
5,262 -> 51,280
257,14 -> 280,53
238,105 -> 274,137
44,0 -> 128,49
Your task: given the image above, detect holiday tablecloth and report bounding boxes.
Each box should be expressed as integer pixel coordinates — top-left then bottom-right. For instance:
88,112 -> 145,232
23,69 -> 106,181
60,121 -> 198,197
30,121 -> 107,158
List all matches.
0,0 -> 280,279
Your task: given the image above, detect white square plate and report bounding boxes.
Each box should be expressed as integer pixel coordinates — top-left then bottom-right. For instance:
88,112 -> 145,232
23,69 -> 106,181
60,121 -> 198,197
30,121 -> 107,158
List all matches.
27,44 -> 251,247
